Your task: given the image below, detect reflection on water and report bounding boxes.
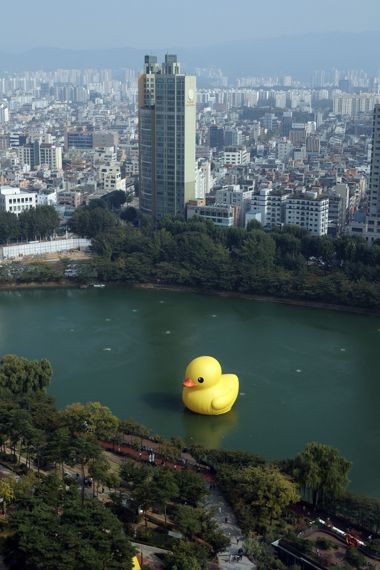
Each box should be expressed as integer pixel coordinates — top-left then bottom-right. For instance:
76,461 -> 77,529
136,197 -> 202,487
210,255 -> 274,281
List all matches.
142,392 -> 183,413
182,407 -> 238,449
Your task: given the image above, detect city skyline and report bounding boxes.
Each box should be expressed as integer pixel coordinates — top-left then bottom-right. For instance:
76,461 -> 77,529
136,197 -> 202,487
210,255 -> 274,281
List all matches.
1,0 -> 380,51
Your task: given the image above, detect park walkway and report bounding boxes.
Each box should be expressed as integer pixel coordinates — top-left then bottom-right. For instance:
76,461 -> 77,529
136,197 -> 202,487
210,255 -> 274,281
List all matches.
204,486 -> 256,569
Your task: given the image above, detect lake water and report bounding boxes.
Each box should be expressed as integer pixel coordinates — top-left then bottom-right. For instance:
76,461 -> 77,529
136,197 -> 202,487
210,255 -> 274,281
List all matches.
0,287 -> 379,497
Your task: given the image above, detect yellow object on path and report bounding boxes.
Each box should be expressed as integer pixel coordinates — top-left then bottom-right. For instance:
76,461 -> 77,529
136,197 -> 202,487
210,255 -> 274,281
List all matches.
182,356 -> 239,415
132,556 -> 141,570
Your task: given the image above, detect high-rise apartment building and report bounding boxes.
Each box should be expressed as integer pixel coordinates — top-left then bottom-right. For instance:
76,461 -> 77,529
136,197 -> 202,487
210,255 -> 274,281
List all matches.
40,144 -> 63,170
139,54 -> 196,218
367,104 -> 380,242
17,142 -> 40,169
0,102 -> 9,124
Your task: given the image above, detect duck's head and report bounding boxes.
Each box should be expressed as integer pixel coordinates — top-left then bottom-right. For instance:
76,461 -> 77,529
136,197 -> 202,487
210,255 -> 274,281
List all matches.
183,356 -> 222,391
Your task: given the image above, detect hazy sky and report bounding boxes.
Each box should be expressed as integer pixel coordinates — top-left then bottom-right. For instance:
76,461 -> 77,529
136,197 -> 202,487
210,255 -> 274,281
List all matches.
3,0 -> 380,51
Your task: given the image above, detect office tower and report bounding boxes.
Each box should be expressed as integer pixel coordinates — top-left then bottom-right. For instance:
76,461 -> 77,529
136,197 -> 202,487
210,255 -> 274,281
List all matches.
209,125 -> 224,151
282,111 -> 293,137
367,104 -> 380,242
139,54 -> 196,217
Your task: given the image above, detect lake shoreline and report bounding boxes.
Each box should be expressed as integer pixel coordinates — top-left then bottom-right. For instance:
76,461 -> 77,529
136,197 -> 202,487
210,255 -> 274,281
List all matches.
0,279 -> 379,317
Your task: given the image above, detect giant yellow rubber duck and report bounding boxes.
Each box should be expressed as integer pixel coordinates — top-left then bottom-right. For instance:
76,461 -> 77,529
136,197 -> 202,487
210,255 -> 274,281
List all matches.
182,356 -> 239,415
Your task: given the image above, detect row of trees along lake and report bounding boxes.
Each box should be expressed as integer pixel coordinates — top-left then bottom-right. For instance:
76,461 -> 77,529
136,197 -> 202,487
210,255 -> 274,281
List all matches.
0,354 -> 380,569
0,193 -> 379,311
0,206 -> 60,243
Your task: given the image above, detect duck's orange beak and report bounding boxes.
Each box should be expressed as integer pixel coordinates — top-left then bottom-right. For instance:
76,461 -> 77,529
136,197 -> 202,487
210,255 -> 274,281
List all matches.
183,378 -> 197,388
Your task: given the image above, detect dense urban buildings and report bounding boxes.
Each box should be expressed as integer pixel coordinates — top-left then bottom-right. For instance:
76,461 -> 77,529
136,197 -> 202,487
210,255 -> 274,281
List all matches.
0,63 -> 379,241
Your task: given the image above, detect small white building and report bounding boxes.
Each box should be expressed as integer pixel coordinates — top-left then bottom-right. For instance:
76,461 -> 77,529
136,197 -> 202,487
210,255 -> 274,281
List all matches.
277,140 -> 293,162
215,185 -> 253,226
285,193 -> 329,236
223,146 -> 250,166
37,191 -> 57,207
98,164 -> 126,192
247,188 -> 289,228
187,200 -> 237,227
195,159 -> 212,199
0,186 -> 37,215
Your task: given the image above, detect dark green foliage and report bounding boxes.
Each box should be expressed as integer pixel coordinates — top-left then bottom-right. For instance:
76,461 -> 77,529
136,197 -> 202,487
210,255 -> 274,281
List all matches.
218,464 -> 299,534
0,206 -> 60,243
0,211 -> 20,243
328,493 -> 380,534
18,206 -> 60,241
120,206 -> 138,222
345,546 -> 370,569
66,209 -> 380,310
368,539 -> 380,554
175,469 -> 207,505
163,540 -> 209,569
69,206 -> 119,238
4,476 -> 134,570
315,537 -> 334,550
171,504 -> 229,554
244,537 -> 286,569
0,354 -> 52,396
120,460 -> 152,486
189,447 -> 265,470
100,190 -> 127,210
293,442 -> 351,509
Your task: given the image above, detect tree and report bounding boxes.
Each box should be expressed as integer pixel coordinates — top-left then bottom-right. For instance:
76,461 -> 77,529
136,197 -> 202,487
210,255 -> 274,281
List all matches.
244,537 -> 281,569
172,505 -> 202,538
120,460 -> 152,487
69,207 -> 119,238
62,402 -> 119,441
120,207 -> 138,223
38,425 -> 69,473
88,455 -> 112,497
91,227 -> 126,260
18,205 -> 60,241
0,211 -> 19,243
163,541 -> 207,570
133,480 -> 155,527
150,468 -> 179,526
0,477 -> 15,514
101,190 -> 127,210
0,355 -> 52,396
293,442 -> 351,509
157,441 -> 181,463
175,469 -> 207,505
69,433 -> 102,504
218,464 -> 299,533
120,418 -> 151,448
0,405 -> 35,461
4,476 -> 135,570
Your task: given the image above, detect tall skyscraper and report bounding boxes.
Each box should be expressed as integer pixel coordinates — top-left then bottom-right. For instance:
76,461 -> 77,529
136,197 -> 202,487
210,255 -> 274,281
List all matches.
139,54 -> 196,218
367,104 -> 380,243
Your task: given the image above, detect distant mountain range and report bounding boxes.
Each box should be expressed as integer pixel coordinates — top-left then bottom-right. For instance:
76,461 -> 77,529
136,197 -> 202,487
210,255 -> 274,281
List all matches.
0,31 -> 379,78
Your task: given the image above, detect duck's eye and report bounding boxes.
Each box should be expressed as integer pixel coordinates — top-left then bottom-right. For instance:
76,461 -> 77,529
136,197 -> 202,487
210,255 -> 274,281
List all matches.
197,377 -> 204,384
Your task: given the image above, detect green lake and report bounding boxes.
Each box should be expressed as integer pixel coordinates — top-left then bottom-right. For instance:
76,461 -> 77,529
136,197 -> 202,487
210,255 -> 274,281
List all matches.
0,287 -> 379,497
